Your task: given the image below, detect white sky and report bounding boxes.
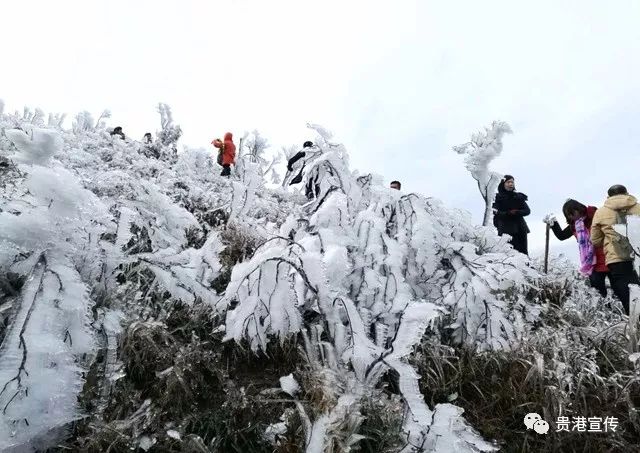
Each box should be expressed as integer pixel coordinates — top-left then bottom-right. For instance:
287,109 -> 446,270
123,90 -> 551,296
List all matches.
2,0 -> 640,261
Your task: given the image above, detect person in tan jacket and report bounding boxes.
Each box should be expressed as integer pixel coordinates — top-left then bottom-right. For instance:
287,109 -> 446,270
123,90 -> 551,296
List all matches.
591,184 -> 640,314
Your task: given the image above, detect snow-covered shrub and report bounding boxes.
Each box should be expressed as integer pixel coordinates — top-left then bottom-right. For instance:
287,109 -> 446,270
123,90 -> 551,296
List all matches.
222,125 -> 541,451
0,125 -> 104,446
413,256 -> 639,452
239,129 -> 282,184
210,224 -> 260,294
157,103 -> 181,146
1,98 -> 635,453
72,111 -> 95,133
65,302 -> 308,452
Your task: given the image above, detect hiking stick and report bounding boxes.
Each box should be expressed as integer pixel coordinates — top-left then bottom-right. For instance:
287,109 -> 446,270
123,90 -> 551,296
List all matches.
544,223 -> 550,274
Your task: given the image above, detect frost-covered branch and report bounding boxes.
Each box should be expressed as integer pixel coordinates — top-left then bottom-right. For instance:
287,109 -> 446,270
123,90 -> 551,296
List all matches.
453,121 -> 512,226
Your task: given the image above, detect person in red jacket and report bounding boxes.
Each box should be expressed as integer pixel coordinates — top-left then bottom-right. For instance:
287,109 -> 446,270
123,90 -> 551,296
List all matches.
212,132 -> 236,177
546,199 -> 610,296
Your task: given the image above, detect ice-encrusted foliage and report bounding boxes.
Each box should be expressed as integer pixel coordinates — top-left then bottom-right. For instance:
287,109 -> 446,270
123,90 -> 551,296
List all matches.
223,125 -> 538,451
0,101 -> 290,450
414,255 -> 640,451
453,121 -> 512,226
239,129 -> 282,182
2,100 -> 555,452
157,103 -> 181,151
0,126 -> 103,446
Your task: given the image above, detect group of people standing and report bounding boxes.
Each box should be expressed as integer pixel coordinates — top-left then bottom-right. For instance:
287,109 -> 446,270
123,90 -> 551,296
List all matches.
491,174 -> 640,314
110,127 -> 154,146
548,185 -> 640,314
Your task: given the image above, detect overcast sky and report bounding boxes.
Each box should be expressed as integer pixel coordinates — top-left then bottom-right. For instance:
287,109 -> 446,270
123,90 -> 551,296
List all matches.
2,0 -> 640,261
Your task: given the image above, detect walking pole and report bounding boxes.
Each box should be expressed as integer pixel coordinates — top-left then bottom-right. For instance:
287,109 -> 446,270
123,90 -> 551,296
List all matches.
544,223 -> 550,274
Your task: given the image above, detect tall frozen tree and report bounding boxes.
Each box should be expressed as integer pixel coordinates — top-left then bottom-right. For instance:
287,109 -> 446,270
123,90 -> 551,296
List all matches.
453,121 -> 512,226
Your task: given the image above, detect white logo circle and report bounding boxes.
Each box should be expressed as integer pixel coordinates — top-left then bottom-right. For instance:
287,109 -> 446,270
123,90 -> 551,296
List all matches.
533,420 -> 550,434
524,413 -> 542,430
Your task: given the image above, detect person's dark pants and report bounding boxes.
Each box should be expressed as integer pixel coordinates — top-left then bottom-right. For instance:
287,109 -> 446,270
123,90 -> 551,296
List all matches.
608,261 -> 640,315
508,233 -> 528,256
305,178 -> 320,200
221,164 -> 231,177
589,271 -> 612,297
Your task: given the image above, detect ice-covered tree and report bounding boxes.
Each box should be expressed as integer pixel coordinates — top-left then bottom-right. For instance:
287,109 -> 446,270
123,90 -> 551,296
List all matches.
47,112 -> 67,129
72,111 -> 95,133
157,103 -> 182,147
94,109 -> 111,130
453,121 -> 512,226
222,124 -> 537,451
239,129 -> 282,184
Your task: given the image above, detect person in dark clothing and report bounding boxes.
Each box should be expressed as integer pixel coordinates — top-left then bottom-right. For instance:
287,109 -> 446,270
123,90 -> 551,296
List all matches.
143,132 -> 153,144
287,141 -> 314,173
390,180 -> 401,190
110,126 -> 125,140
547,199 -> 610,296
287,141 -> 320,199
492,174 -> 530,255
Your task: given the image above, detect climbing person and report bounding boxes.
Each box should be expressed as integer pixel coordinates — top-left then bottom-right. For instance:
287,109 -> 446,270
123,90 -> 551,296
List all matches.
141,132 -> 160,158
212,132 -> 236,177
287,141 -> 314,177
110,126 -> 125,140
591,184 -> 640,314
385,180 -> 401,235
287,141 -> 320,199
492,174 -> 530,255
544,200 -> 609,296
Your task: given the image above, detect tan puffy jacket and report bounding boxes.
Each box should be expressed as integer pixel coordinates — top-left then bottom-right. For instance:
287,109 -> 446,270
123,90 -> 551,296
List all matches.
591,194 -> 640,264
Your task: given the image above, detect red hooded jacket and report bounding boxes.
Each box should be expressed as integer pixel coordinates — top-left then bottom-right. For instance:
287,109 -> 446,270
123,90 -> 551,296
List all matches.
551,206 -> 608,273
212,132 -> 236,166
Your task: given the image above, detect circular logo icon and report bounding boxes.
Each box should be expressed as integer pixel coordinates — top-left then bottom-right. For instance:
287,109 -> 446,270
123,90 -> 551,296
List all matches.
533,420 -> 549,434
524,413 -> 542,430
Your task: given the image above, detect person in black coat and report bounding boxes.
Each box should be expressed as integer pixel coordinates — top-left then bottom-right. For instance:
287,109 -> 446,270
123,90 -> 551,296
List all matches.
110,126 -> 125,140
492,174 -> 530,255
287,141 -> 320,199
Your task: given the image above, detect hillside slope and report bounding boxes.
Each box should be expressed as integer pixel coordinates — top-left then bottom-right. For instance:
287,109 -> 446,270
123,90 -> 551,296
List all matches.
0,104 -> 637,452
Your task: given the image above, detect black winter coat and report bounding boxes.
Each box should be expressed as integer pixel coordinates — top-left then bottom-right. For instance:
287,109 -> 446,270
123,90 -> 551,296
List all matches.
287,151 -> 319,199
492,182 -> 530,237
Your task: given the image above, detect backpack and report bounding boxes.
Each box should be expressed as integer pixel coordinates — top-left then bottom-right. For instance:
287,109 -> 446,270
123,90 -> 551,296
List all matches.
612,209 -> 637,260
216,142 -> 224,166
